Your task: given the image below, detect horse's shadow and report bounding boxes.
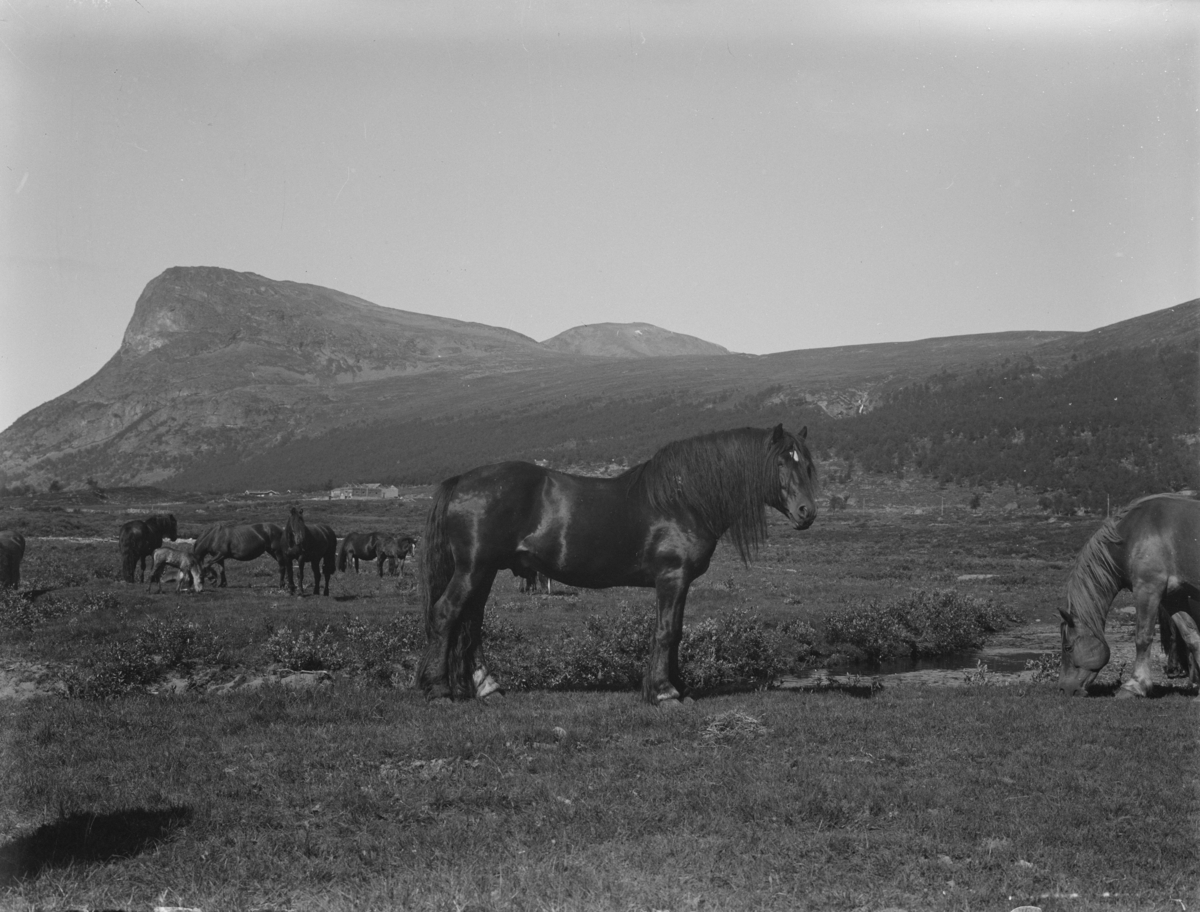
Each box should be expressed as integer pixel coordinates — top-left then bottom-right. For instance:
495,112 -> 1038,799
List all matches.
0,806 -> 191,886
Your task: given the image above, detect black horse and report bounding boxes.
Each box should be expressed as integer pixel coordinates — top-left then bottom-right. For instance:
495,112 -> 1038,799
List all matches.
416,424 -> 818,705
193,522 -> 286,588
339,532 -> 417,577
118,513 -> 178,583
0,530 -> 25,589
281,508 -> 337,596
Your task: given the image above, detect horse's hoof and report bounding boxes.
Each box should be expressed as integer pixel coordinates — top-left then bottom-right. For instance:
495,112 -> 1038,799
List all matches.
1115,685 -> 1144,700
656,696 -> 690,711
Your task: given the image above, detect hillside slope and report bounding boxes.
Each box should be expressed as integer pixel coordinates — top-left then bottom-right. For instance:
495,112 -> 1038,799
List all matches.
1,264 -> 1192,492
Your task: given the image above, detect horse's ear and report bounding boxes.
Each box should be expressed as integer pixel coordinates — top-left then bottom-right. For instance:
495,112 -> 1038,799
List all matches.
798,426 -> 808,440
771,424 -> 784,443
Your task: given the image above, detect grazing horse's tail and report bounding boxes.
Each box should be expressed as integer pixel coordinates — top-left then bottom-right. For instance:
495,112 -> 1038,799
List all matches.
416,476 -> 460,693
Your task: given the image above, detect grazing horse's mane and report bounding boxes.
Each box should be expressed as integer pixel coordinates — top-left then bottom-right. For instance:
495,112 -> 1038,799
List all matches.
625,426 -> 813,563
1066,507 -> 1132,638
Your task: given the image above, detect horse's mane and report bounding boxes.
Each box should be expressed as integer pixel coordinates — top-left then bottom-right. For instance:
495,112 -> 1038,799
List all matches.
1066,510 -> 1128,638
625,427 -> 812,563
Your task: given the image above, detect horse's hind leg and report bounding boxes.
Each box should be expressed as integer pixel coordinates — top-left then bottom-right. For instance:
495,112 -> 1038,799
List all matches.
1168,611 -> 1200,689
419,566 -> 497,701
321,554 -> 334,596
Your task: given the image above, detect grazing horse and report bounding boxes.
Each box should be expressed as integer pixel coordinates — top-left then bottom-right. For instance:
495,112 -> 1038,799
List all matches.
281,508 -> 337,596
147,541 -> 216,594
118,514 -> 178,583
379,534 -> 417,576
416,424 -> 818,704
1059,493 -> 1200,697
193,522 -> 286,588
338,532 -> 384,575
0,530 -> 25,589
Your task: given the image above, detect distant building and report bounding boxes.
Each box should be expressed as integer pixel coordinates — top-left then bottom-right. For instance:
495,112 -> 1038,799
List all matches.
329,483 -> 400,500
244,490 -> 280,498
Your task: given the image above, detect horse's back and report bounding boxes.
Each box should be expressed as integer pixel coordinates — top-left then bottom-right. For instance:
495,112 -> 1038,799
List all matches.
309,523 -> 339,557
1122,495 -> 1200,571
443,462 -> 656,585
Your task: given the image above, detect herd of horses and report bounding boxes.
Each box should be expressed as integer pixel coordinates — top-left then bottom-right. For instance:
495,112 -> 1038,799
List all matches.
116,509 -> 417,597
1,424 -> 1198,706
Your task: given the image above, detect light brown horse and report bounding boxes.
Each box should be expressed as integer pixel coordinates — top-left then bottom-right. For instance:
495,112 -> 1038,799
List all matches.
147,541 -> 216,594
1059,493 -> 1200,697
0,530 -> 25,589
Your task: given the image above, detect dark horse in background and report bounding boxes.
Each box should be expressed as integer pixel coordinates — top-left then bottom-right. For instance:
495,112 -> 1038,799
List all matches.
1059,493 -> 1200,697
193,522 -> 286,588
416,425 -> 818,705
338,532 -> 415,577
379,534 -> 417,576
282,508 -> 337,596
0,530 -> 25,589
118,514 -> 177,583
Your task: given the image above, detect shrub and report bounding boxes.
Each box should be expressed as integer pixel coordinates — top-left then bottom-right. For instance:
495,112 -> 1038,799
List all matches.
1025,651 -> 1059,684
488,603 -> 791,693
264,625 -> 346,671
64,618 -> 223,700
679,609 -> 791,691
341,613 -> 425,683
824,589 -> 1016,664
0,590 -> 118,629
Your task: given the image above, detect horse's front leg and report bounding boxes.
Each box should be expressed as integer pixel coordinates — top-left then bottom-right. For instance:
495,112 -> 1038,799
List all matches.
1119,583 -> 1164,698
643,571 -> 690,705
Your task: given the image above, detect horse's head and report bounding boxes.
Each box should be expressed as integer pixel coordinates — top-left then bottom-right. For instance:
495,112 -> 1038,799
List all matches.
283,507 -> 307,558
1058,606 -> 1110,696
769,424 -> 818,530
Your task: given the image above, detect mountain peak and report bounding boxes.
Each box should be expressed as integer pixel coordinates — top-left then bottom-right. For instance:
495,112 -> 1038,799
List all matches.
540,322 -> 730,358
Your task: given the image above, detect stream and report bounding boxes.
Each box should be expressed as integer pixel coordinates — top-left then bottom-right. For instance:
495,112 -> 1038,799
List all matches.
784,618 -> 1068,689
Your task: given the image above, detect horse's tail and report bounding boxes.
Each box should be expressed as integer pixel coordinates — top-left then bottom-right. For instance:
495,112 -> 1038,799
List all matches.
416,477 -> 460,692
420,479 -> 458,629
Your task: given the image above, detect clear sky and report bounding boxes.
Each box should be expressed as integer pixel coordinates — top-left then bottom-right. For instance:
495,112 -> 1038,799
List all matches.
2,0 -> 1197,433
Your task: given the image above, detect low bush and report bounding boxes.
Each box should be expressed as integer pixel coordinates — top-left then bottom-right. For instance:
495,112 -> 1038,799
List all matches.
679,608 -> 791,691
0,589 -> 118,629
264,625 -> 346,671
490,603 -> 792,693
64,618 -> 220,700
823,588 -> 1016,664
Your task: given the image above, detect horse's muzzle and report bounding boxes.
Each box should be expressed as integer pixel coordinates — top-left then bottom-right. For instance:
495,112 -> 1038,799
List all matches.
791,505 -> 816,530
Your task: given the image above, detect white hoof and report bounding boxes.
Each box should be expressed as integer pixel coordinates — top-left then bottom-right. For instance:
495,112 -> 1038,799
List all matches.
1116,681 -> 1148,699
473,669 -> 503,699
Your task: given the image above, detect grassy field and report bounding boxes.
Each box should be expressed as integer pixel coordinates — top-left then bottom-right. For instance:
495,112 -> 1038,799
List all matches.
0,489 -> 1196,910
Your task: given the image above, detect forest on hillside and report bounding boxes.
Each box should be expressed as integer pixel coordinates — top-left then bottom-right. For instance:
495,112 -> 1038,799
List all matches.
812,342 -> 1197,514
167,340 -> 1198,514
